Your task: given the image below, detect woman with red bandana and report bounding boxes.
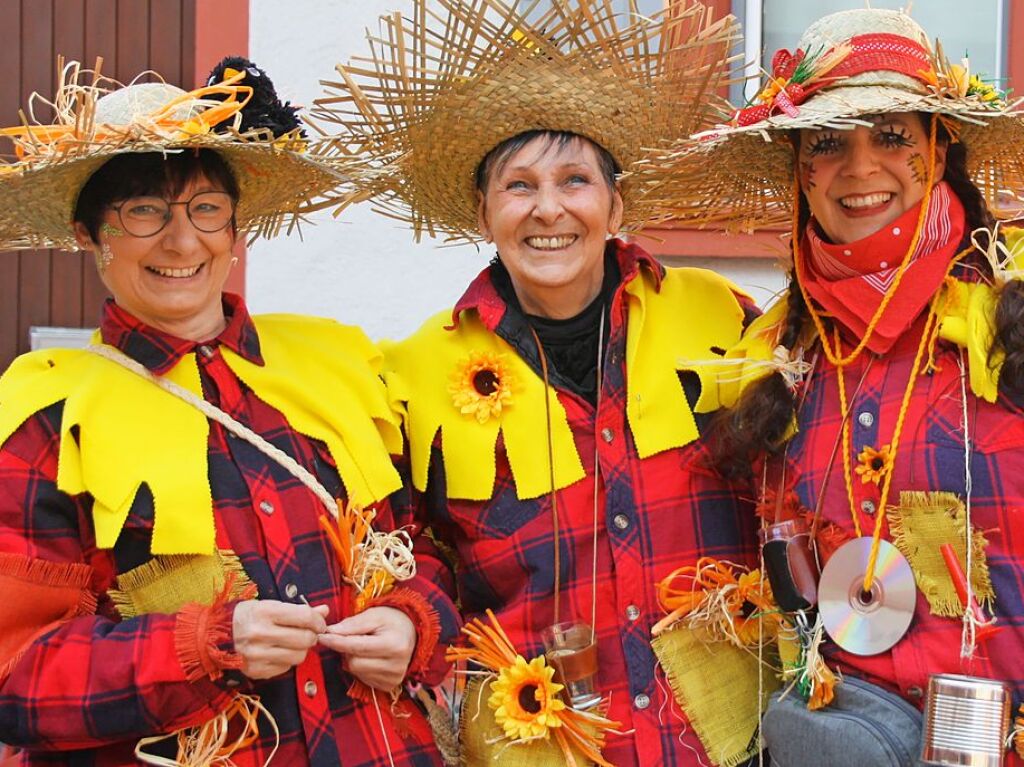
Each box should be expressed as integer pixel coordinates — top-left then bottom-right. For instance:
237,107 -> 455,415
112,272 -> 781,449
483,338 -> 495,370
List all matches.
648,7 -> 1024,766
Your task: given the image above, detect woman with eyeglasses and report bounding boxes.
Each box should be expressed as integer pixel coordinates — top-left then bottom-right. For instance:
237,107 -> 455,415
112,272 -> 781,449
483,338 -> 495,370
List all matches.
0,61 -> 447,766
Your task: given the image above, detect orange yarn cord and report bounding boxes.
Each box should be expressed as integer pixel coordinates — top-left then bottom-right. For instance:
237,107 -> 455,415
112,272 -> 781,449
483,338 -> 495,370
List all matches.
791,114 -> 942,368
841,247 -> 970,591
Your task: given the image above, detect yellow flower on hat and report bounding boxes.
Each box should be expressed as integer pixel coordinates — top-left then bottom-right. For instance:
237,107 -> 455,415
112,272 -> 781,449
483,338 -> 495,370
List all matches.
448,351 -> 516,424
855,444 -> 893,485
488,655 -> 566,742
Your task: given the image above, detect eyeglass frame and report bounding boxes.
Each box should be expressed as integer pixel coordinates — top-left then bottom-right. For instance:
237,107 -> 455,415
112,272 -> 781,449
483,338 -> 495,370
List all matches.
107,190 -> 238,238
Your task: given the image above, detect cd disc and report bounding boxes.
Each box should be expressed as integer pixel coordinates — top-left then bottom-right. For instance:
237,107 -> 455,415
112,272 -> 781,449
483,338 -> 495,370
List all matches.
819,537 -> 916,656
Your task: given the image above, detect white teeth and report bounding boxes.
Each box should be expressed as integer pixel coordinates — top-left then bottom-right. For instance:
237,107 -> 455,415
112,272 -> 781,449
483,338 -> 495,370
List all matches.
841,192 -> 893,209
525,235 -> 577,250
147,264 -> 202,278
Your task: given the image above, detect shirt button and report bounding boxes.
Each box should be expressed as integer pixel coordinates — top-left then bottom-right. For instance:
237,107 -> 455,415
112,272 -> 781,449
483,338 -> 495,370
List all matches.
197,344 -> 214,358
612,514 -> 630,531
625,605 -> 640,621
857,411 -> 875,428
304,680 -> 318,698
842,249 -> 852,256
600,427 -> 614,443
861,500 -> 877,514
259,500 -> 275,515
907,685 -> 924,699
284,583 -> 299,599
892,226 -> 901,236
634,693 -> 651,710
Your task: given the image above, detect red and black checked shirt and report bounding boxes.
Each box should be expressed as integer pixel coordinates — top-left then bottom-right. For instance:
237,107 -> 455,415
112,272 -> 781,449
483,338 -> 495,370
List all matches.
785,295 -> 1024,760
408,242 -> 760,766
0,295 -> 444,767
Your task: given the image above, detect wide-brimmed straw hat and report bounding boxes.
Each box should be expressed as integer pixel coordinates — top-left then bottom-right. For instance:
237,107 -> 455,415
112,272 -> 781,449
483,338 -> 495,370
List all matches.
307,0 -> 739,243
0,58 -> 344,251
637,8 -> 1024,232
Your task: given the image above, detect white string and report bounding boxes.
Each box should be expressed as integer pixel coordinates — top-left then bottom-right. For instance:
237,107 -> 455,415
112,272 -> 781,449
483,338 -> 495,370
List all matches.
371,690 -> 397,767
591,306 -> 606,635
957,349 -> 979,659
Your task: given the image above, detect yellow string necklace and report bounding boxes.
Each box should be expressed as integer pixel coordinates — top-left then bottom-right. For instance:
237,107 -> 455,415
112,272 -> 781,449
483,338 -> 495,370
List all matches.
834,247 -> 971,591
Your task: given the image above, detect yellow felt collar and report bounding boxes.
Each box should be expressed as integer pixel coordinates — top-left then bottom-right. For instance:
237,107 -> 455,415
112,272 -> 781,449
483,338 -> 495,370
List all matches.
0,315 -> 402,554
702,277 -> 1007,410
385,266 -> 748,501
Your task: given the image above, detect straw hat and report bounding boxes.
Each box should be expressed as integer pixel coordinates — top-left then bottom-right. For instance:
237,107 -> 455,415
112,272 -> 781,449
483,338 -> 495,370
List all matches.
638,8 -> 1024,232
0,59 -> 344,251
307,0 -> 739,243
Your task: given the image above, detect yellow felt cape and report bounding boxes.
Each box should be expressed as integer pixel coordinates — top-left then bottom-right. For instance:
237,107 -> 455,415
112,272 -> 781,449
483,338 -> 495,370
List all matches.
0,314 -> 402,555
695,274 -> 1012,413
384,266 -> 748,501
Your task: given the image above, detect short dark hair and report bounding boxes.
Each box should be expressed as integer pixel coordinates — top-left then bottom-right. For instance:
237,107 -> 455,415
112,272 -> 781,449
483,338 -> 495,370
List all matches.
474,130 -> 620,193
74,149 -> 240,242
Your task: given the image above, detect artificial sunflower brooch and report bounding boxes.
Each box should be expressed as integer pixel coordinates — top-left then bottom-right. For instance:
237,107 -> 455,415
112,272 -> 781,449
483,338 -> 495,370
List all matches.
448,351 -> 516,424
446,610 -> 621,766
855,444 -> 892,485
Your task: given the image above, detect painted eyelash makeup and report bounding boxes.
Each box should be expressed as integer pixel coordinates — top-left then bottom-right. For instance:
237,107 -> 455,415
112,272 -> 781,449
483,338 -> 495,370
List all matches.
805,131 -> 841,156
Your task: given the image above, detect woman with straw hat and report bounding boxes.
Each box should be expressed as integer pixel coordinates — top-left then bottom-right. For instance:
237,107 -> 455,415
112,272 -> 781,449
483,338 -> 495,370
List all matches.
0,60 -> 448,766
310,1 -> 768,764
645,7 -> 1024,764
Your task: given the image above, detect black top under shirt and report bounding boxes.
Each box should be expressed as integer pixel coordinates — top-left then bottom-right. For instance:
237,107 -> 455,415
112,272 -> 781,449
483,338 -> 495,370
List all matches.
490,247 -> 620,406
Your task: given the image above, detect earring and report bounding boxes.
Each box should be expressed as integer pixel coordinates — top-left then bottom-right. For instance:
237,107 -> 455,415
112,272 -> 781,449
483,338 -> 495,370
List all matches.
96,243 -> 114,272
230,256 -> 239,268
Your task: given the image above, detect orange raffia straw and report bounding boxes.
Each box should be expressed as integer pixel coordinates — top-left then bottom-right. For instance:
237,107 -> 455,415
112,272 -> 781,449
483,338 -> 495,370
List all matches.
319,499 -> 376,612
0,69 -> 255,160
135,694 -> 279,767
652,558 -> 780,644
652,557 -> 739,635
445,610 -> 622,767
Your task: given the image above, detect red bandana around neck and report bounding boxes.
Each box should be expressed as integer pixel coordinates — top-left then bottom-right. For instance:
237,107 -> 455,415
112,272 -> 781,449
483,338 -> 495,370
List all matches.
798,181 -> 965,354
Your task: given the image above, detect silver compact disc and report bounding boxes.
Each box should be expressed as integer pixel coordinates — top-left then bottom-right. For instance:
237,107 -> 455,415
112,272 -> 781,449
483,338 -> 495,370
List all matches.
819,537 -> 915,656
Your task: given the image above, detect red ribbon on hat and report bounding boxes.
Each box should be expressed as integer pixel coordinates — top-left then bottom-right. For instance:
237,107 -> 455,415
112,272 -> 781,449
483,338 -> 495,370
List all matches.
733,32 -> 935,127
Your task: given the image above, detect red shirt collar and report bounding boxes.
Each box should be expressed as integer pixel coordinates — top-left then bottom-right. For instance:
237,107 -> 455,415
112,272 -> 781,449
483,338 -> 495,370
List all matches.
99,292 -> 264,375
448,238 -> 663,329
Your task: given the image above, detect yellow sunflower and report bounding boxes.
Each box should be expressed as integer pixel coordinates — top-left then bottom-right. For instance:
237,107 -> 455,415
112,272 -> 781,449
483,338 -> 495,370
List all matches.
854,444 -> 892,485
488,655 -> 566,741
449,351 -> 516,424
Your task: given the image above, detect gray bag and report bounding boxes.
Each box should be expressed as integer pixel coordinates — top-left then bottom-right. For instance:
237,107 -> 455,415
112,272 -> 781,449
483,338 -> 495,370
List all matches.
762,677 -> 923,767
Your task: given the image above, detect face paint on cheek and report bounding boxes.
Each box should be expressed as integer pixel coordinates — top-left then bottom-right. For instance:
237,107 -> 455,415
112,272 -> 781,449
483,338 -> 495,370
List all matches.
799,160 -> 816,190
100,222 -> 125,237
907,152 -> 928,186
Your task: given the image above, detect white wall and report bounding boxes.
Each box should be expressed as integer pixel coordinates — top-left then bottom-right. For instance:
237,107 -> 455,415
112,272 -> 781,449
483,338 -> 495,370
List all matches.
247,0 -> 786,340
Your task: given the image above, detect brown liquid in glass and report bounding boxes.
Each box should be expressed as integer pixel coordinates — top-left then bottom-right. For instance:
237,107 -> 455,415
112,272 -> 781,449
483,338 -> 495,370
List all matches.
547,642 -> 598,684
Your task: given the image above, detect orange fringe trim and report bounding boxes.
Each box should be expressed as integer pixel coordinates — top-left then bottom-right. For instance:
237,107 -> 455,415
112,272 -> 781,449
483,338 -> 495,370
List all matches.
0,553 -> 98,682
174,575 -> 257,683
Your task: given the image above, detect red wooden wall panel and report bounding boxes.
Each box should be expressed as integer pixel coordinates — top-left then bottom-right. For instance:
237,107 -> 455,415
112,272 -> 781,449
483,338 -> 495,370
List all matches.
0,0 -> 227,371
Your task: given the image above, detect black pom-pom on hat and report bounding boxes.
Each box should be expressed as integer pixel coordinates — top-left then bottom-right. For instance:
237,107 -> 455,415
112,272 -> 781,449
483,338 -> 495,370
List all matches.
205,56 -> 304,138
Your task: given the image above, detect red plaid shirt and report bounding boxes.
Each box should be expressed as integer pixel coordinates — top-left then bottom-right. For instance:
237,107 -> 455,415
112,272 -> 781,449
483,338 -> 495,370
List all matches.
403,242 -> 760,766
785,298 -> 1024,763
0,295 -> 443,767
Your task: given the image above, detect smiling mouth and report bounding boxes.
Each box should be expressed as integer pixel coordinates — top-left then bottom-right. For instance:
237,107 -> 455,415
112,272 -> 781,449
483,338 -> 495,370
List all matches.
146,264 -> 204,278
840,192 -> 894,210
525,235 -> 578,250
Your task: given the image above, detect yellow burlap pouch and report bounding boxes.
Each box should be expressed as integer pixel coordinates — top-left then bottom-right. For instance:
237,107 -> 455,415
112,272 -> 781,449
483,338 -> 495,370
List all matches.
459,677 -> 594,766
653,627 -> 780,767
109,549 -> 254,617
888,491 -> 994,617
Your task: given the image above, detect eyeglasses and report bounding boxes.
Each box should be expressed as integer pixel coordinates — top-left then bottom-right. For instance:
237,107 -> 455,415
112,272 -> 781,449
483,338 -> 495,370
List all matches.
109,191 -> 236,237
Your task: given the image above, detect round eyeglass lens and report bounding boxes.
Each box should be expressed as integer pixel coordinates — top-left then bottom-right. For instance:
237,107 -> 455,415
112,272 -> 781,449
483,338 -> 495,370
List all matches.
117,197 -> 171,237
187,191 -> 234,232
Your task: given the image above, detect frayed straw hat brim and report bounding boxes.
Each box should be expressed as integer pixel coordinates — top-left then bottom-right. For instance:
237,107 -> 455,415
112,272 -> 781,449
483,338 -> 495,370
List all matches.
0,139 -> 345,251
0,65 -> 347,251
637,96 -> 1024,233
308,0 -> 739,244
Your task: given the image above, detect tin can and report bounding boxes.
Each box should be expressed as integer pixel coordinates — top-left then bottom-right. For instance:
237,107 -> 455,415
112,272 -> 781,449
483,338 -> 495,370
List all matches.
921,674 -> 1010,766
